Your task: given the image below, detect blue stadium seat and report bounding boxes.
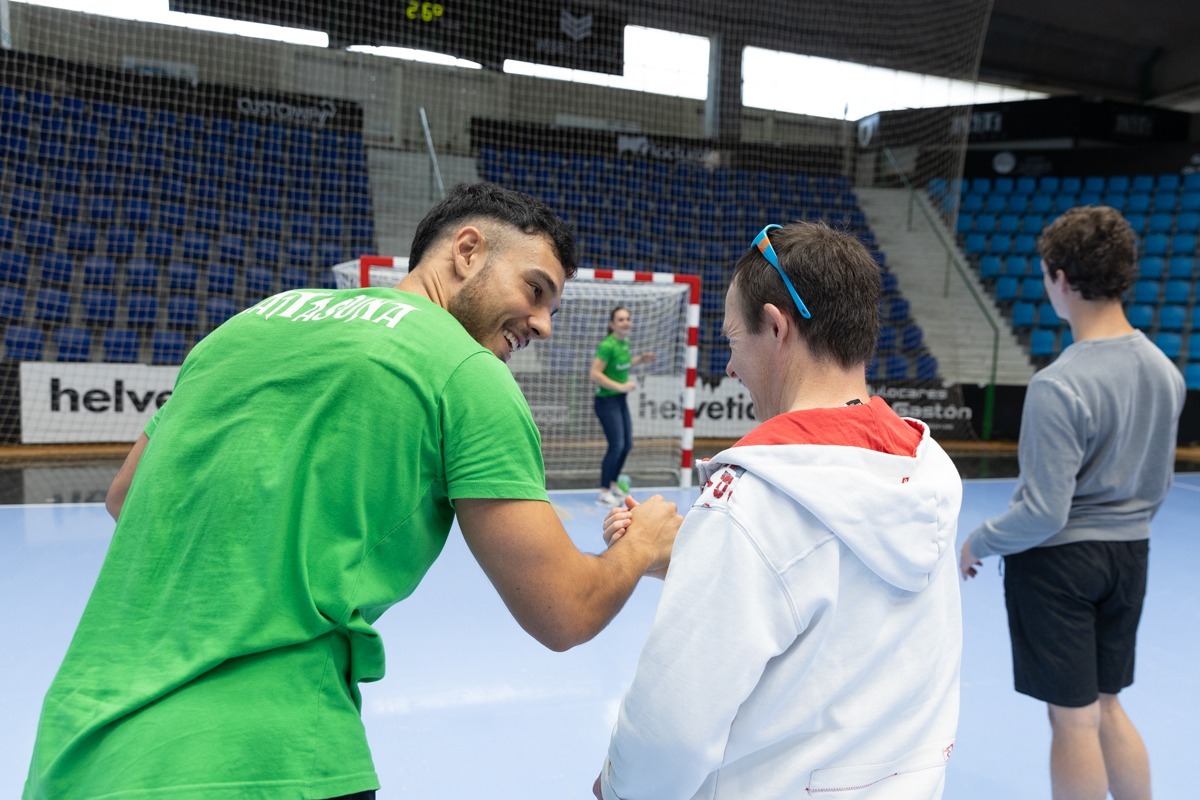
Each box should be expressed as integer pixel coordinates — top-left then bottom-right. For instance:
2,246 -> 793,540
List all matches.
956,214 -> 974,235
1167,256 -> 1194,279
126,292 -> 159,327
1003,256 -> 1029,277
166,294 -> 199,330
1021,214 -> 1045,234
0,219 -> 13,250
257,209 -> 283,237
1126,214 -> 1147,234
318,216 -> 342,240
124,259 -> 159,288
1147,213 -> 1173,233
1102,192 -> 1127,211
103,328 -> 140,362
1142,233 -> 1168,257
144,228 -> 174,261
990,234 -> 1012,254
1012,234 -> 1037,255
996,214 -> 1020,234
205,297 -> 240,331
1178,211 -> 1200,232
1185,364 -> 1200,391
80,289 -> 116,326
23,219 -> 56,252
253,237 -> 281,266
163,260 -> 197,292
35,287 -> 71,322
1132,280 -> 1160,304
1139,256 -> 1165,279
914,354 -> 938,380
973,214 -> 997,233
206,263 -> 237,295
1126,193 -> 1151,213
1126,304 -> 1154,330
217,234 -> 246,264
180,231 -> 211,262
49,192 -> 80,221
286,240 -> 314,268
105,226 -> 136,258
4,324 -> 44,360
192,205 -> 222,233
83,256 -> 116,286
984,195 -> 1007,214
1030,328 -> 1057,359
0,286 -> 26,321
1157,174 -> 1181,192
290,213 -> 315,240
152,330 -> 189,365
65,222 -> 97,254
1015,177 -> 1037,194
280,268 -> 310,291
994,277 -> 1019,302
993,177 -> 1015,194
53,326 -> 92,362
316,241 -> 344,268
1181,195 -> 1200,213
1170,234 -> 1196,255
879,353 -> 906,380
1163,280 -> 1191,305
979,255 -> 1003,279
1153,332 -> 1182,360
122,197 -> 153,228
1020,277 -> 1044,300
39,252 -> 74,285
1029,194 -> 1053,214
1152,192 -> 1177,212
1158,305 -> 1186,332
157,201 -> 188,229
85,195 -> 116,225
1130,175 -> 1154,193
961,194 -> 984,213
1010,301 -> 1036,329
1006,195 -> 1029,214
877,324 -> 897,351
1189,333 -> 1200,362
0,253 -> 31,287
901,325 -> 924,350
245,266 -> 275,302
1036,302 -> 1060,327
883,296 -> 910,323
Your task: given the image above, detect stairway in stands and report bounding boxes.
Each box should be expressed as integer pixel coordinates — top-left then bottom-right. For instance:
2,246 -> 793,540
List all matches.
857,187 -> 1035,385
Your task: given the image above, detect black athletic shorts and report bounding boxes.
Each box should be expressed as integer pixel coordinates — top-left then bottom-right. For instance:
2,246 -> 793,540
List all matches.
1003,539 -> 1149,708
320,792 -> 376,800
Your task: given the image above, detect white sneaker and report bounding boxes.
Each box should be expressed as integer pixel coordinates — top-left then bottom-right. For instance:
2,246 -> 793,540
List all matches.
596,489 -> 621,507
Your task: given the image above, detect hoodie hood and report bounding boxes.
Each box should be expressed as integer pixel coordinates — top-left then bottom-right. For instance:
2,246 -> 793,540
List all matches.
697,397 -> 962,592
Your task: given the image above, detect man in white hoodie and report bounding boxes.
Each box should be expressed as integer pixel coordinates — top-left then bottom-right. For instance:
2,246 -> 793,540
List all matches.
595,221 -> 964,800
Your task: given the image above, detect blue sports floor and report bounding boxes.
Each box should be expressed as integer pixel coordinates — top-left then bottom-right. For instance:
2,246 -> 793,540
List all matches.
3,475 -> 1198,799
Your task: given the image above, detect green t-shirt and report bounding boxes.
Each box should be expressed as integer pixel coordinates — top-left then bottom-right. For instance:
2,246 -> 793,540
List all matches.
25,288 -> 548,799
594,334 -> 631,397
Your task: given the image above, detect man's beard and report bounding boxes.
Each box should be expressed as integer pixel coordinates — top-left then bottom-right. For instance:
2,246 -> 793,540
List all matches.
447,260 -> 498,351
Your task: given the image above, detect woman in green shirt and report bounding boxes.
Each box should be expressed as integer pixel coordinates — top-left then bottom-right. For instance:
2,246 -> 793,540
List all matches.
589,306 -> 655,507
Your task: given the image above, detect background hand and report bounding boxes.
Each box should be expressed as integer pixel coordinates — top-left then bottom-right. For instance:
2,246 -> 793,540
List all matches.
960,540 -> 982,580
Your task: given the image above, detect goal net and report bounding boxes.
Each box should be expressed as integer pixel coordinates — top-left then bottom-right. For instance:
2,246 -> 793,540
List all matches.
0,0 -> 991,456
334,257 -> 701,489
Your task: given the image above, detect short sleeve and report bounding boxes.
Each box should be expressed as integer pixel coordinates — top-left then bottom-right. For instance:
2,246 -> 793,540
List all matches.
440,352 -> 548,502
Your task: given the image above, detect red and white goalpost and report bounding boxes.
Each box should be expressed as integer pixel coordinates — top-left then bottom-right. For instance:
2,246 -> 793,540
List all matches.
335,256 -> 701,488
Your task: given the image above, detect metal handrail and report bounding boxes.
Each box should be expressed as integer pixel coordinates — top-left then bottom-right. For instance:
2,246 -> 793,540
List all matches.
419,106 -> 446,199
883,147 -> 998,439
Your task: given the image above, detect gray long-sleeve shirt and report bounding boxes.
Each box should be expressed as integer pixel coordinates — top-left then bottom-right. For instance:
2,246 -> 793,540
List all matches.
968,331 -> 1186,558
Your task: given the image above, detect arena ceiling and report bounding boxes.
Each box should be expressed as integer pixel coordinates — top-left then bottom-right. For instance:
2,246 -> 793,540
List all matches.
983,0 -> 1200,109
630,0 -> 1200,111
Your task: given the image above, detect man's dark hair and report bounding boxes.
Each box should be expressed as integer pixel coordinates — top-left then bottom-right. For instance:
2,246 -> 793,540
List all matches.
1038,205 -> 1136,300
408,182 -> 578,277
732,221 -> 880,368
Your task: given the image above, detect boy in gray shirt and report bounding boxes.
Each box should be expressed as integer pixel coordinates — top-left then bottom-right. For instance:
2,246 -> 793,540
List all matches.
961,205 -> 1185,800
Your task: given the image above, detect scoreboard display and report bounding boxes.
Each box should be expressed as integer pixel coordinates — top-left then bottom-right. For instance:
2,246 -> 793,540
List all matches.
169,0 -> 625,74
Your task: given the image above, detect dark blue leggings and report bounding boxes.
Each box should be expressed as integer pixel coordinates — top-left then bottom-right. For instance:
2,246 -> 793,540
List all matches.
595,393 -> 633,488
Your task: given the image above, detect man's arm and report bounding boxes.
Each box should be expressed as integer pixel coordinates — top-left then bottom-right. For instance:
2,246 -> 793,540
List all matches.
965,377 -> 1083,560
106,433 -> 149,522
455,494 -> 680,652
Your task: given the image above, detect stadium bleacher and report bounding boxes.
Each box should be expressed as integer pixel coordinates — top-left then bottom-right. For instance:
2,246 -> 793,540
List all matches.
480,144 -> 937,380
947,173 -> 1200,385
0,77 -> 376,365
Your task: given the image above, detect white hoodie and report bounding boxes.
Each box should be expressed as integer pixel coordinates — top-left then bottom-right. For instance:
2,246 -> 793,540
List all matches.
601,397 -> 963,799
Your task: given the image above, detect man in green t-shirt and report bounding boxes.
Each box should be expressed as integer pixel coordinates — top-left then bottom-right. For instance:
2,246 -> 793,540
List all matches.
24,183 -> 681,800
